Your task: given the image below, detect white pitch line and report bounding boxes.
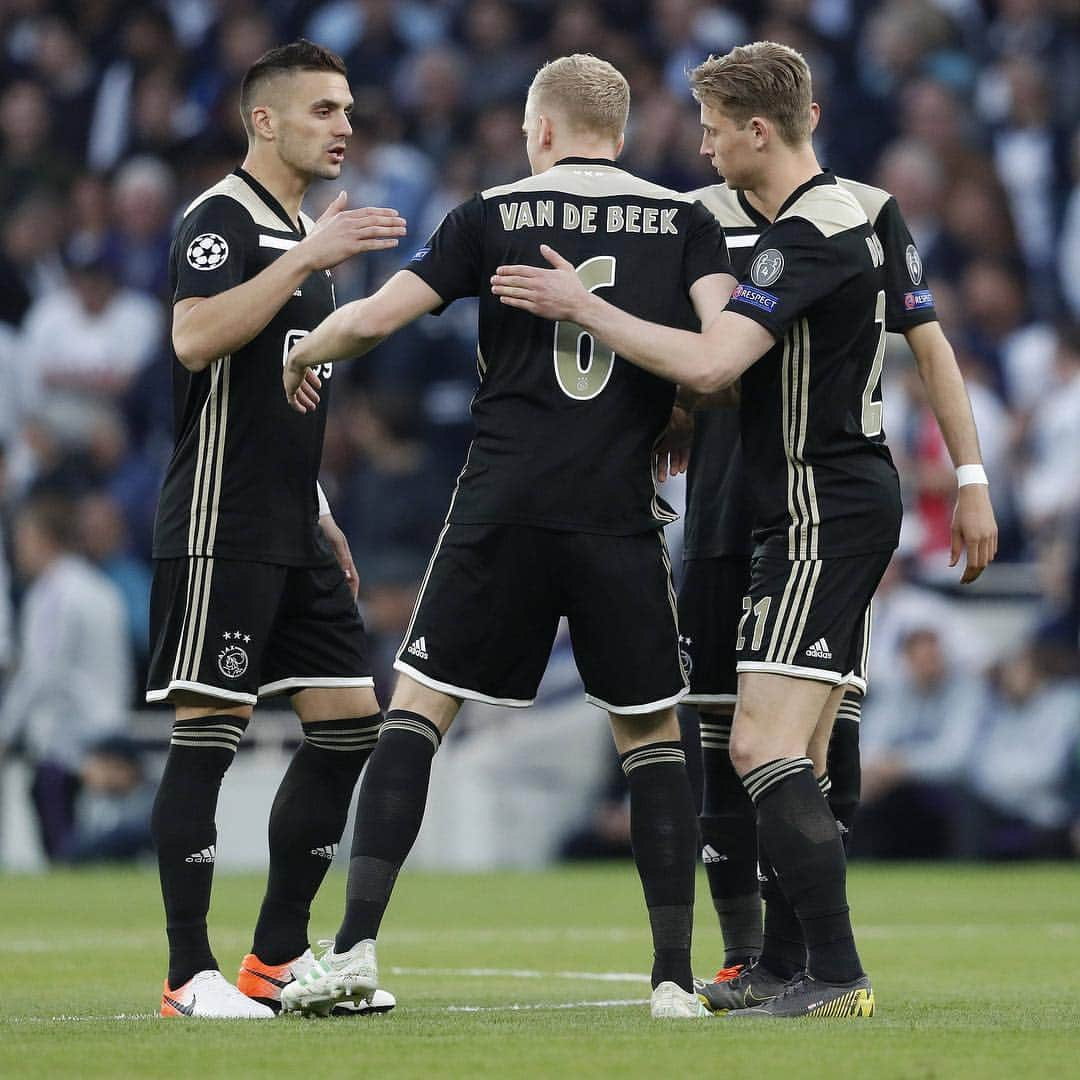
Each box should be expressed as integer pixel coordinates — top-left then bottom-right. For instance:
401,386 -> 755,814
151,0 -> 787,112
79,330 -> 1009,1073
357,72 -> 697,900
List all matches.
389,966 -> 649,983
445,999 -> 648,1013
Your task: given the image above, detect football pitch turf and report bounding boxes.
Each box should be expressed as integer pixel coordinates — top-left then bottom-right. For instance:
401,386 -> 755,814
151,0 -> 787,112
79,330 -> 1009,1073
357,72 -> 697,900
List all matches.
2,863 -> 1078,1078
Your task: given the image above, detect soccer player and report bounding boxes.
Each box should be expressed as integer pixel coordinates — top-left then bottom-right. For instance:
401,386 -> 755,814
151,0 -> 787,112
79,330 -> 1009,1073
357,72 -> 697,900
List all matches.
491,42 -> 998,1018
277,53 -> 733,1020
678,88 -> 998,1011
147,40 -> 406,1019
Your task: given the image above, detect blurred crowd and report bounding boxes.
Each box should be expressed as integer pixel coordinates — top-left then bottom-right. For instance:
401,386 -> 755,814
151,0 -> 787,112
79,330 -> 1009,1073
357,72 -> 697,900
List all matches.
0,0 -> 1077,862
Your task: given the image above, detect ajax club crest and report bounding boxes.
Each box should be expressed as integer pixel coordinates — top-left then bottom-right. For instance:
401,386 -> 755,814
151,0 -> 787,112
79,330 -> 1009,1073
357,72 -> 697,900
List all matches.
218,630 -> 250,679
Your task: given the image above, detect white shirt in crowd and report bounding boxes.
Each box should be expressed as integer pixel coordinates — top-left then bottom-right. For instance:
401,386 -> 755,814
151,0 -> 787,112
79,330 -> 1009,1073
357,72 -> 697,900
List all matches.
0,555 -> 132,774
19,285 -> 162,402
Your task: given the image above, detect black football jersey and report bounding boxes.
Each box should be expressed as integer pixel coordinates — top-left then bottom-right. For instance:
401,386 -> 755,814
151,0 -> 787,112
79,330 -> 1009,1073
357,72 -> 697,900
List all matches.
725,171 -> 909,559
685,173 -> 938,560
153,169 -> 337,566
406,157 -> 730,535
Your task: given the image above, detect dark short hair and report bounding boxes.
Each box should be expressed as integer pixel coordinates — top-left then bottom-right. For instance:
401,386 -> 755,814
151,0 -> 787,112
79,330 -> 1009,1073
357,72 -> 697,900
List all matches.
240,39 -> 347,135
18,493 -> 77,550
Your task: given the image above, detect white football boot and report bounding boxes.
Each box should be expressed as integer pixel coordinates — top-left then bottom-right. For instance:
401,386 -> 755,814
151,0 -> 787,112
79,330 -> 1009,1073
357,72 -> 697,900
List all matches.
650,980 -> 710,1019
279,939 -> 379,1017
161,969 -> 276,1019
237,947 -> 395,1016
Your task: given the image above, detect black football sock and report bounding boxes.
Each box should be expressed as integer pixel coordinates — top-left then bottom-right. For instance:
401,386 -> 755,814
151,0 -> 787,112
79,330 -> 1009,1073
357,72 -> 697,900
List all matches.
335,711 -> 441,952
828,691 -> 863,851
752,772 -> 844,979
743,757 -> 863,985
620,741 -> 698,993
251,713 -> 382,965
151,714 -> 248,990
757,844 -> 806,980
678,707 -> 704,814
699,713 -> 762,966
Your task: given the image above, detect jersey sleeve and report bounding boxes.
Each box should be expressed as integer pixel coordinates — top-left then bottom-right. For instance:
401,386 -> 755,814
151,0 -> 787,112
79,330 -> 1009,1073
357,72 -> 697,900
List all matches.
172,196 -> 251,303
874,196 -> 937,331
724,217 -> 855,340
683,199 -> 733,294
405,194 -> 484,307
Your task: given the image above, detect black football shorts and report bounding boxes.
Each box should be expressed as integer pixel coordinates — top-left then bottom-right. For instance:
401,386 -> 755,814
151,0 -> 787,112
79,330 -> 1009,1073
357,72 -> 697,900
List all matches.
147,556 -> 374,706
677,555 -> 752,706
734,550 -> 890,689
394,523 -> 688,714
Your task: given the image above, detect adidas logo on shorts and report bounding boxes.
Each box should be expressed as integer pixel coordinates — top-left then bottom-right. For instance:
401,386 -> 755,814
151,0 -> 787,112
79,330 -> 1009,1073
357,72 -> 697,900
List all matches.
702,844 -> 727,864
407,636 -> 429,660
185,846 -> 216,864
310,844 -> 337,860
805,638 -> 833,659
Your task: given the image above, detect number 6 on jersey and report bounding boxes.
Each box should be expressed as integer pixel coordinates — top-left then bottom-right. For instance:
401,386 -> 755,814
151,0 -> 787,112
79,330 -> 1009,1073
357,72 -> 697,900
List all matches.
553,255 -> 617,400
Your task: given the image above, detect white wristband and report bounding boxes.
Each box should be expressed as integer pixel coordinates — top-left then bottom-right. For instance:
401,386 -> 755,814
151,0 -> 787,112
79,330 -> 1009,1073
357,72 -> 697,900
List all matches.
956,464 -> 988,488
316,482 -> 331,517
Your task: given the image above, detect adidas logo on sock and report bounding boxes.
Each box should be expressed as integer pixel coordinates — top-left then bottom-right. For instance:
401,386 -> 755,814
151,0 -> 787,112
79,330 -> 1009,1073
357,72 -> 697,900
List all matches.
805,637 -> 832,659
702,844 -> 727,864
185,846 -> 216,864
311,844 -> 337,860
407,636 -> 429,660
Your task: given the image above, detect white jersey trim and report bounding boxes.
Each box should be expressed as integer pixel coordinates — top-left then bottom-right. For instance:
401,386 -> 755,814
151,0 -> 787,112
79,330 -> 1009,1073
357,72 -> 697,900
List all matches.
584,686 -> 689,715
736,660 -> 844,685
146,679 -> 257,706
259,675 -> 376,697
393,660 -> 534,708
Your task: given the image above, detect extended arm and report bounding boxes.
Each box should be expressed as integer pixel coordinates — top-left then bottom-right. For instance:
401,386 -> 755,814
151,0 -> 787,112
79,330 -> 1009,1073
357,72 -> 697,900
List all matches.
173,198 -> 406,372
492,245 -> 769,393
652,274 -> 740,481
283,270 -> 445,411
173,246 -> 317,371
905,320 -> 998,583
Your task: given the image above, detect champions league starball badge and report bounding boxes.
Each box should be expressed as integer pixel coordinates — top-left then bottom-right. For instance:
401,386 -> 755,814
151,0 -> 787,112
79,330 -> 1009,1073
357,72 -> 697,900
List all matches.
187,233 -> 229,270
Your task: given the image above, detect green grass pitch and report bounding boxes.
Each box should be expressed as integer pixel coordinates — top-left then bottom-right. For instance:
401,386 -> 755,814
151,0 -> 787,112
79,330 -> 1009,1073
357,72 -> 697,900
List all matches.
2,863 -> 1079,1078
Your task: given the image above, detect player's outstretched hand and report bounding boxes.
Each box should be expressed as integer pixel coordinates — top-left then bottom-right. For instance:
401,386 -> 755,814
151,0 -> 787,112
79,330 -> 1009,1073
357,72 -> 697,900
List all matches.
319,512 -> 360,600
950,483 -> 998,584
284,360 -> 321,414
654,403 -> 694,482
491,244 -> 586,320
303,191 -> 407,270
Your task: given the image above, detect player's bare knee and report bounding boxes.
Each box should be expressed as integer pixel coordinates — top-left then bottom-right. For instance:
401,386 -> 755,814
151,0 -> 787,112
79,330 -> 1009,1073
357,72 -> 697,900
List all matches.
728,719 -> 762,776
389,673 -> 460,734
608,706 -> 679,754
292,685 -> 380,724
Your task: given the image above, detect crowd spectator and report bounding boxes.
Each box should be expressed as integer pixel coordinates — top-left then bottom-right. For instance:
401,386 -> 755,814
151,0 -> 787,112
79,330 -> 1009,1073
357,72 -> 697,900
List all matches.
0,494 -> 132,860
856,625 -> 983,858
58,734 -> 156,864
956,642 -> 1080,858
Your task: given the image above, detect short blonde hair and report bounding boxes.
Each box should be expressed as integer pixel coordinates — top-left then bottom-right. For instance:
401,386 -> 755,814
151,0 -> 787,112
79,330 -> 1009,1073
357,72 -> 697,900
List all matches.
528,54 -> 629,142
689,41 -> 813,146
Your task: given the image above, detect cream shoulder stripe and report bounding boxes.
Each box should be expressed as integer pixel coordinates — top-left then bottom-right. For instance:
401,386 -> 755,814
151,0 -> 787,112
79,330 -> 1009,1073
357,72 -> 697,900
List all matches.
777,184 -> 868,238
483,165 -> 696,203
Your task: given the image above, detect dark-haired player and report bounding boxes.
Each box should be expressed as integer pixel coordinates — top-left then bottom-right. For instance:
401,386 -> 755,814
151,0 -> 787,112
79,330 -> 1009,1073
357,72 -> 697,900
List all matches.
278,53 -> 733,1020
492,41 -> 997,1019
147,40 -> 405,1018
